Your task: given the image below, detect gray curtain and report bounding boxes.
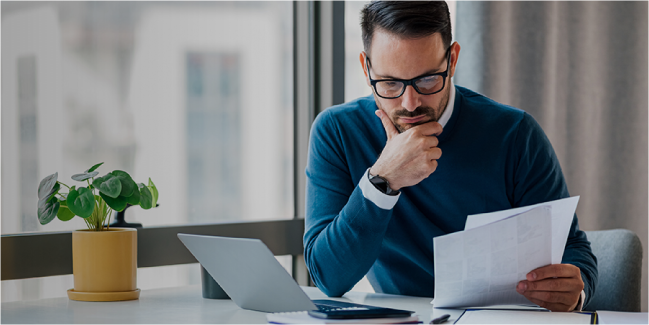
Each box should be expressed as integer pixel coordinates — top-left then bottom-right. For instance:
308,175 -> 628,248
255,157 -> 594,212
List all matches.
455,1 -> 648,311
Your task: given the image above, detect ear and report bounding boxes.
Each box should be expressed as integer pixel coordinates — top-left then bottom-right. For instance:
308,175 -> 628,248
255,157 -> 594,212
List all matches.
449,42 -> 461,78
359,51 -> 371,87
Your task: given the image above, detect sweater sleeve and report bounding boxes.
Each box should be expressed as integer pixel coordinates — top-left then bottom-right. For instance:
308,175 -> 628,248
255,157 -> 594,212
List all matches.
303,110 -> 393,297
510,112 -> 598,307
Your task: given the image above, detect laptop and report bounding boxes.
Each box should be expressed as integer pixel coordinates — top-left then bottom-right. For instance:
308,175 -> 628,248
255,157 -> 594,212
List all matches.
177,233 -> 414,316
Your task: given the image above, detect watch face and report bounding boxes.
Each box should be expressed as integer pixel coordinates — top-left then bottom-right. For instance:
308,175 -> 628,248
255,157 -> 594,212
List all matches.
369,174 -> 399,196
370,175 -> 390,193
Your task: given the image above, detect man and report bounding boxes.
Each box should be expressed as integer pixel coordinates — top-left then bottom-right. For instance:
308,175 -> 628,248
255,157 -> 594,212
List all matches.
303,1 -> 597,312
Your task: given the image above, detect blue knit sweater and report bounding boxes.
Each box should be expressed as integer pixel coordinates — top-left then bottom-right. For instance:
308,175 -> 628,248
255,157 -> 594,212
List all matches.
304,86 -> 597,306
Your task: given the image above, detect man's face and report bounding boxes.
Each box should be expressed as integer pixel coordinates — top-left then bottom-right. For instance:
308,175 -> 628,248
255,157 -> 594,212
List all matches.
361,30 -> 459,133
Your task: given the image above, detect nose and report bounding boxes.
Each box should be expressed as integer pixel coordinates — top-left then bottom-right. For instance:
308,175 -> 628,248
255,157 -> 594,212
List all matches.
400,85 -> 422,112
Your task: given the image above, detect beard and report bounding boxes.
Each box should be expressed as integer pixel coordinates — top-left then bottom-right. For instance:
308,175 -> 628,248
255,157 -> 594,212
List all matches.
374,86 -> 450,133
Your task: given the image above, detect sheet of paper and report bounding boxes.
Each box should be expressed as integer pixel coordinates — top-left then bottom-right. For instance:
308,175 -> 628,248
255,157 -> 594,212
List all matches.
432,206 -> 552,308
455,310 -> 593,324
464,196 -> 579,264
597,311 -> 649,324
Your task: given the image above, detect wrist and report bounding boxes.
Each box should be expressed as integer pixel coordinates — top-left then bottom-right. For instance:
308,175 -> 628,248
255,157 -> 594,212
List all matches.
368,169 -> 400,195
369,166 -> 399,189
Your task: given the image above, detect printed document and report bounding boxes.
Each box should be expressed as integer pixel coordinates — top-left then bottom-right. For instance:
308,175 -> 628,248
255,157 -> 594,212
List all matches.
465,196 -> 580,264
432,206 -> 552,308
432,197 -> 579,308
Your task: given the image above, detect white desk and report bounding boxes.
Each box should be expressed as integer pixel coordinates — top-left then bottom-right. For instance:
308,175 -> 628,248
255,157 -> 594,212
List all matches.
2,285 -> 459,324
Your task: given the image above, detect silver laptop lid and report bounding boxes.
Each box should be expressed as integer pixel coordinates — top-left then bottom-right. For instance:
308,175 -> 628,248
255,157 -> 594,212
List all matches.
177,233 -> 318,313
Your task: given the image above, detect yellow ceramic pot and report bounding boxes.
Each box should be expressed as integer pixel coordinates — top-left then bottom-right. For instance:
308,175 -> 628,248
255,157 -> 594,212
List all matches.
67,227 -> 140,301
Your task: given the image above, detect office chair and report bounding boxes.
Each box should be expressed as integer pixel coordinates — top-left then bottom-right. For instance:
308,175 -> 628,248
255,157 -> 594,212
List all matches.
582,229 -> 643,312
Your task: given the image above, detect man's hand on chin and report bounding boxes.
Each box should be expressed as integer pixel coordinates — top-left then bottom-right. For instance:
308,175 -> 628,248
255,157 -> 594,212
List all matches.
370,110 -> 443,191
516,264 -> 584,312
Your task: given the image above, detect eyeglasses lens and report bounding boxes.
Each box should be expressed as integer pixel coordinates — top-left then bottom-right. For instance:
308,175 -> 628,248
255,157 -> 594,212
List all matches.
375,75 -> 444,98
415,75 -> 444,94
375,81 -> 403,98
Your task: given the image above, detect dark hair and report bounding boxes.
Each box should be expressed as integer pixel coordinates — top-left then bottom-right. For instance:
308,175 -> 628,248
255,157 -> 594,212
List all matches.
360,1 -> 452,55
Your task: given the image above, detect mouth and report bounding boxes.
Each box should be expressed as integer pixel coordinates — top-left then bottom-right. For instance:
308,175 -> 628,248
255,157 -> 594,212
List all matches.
399,115 -> 427,124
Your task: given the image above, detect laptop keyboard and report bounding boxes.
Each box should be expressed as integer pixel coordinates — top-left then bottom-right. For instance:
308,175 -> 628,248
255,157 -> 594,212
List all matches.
313,300 -> 372,312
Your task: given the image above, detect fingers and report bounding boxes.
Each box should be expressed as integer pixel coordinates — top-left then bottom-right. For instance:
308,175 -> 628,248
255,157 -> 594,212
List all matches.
519,288 -> 575,306
413,135 -> 439,151
422,135 -> 439,149
525,297 -> 574,312
527,264 -> 582,281
411,120 -> 443,136
375,110 -> 399,140
518,280 -> 581,312
427,147 -> 442,161
518,278 -> 582,293
517,264 -> 584,312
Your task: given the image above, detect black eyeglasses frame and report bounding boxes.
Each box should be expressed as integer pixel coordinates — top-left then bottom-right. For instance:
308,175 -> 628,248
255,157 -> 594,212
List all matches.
365,46 -> 452,99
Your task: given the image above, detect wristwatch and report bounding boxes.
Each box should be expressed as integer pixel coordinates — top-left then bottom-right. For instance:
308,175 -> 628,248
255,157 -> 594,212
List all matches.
368,171 -> 400,196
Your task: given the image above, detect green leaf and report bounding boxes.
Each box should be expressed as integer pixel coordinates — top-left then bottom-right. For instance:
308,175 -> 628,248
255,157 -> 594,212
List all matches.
148,178 -> 159,208
67,187 -> 95,218
46,183 -> 61,203
100,192 -> 128,212
56,200 -> 75,221
36,183 -> 61,225
71,171 -> 99,181
95,174 -> 122,198
86,162 -> 104,173
38,196 -> 60,225
92,175 -> 105,187
138,183 -> 153,209
38,173 -> 58,199
111,170 -> 136,197
125,186 -> 140,205
38,198 -> 49,209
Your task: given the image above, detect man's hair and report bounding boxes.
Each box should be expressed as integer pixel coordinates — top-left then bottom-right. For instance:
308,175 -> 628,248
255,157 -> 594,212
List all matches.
360,1 -> 452,55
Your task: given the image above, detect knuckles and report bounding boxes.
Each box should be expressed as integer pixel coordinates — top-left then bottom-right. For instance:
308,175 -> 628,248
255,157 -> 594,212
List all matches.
429,160 -> 438,172
416,137 -> 429,150
432,147 -> 442,159
539,292 -> 555,302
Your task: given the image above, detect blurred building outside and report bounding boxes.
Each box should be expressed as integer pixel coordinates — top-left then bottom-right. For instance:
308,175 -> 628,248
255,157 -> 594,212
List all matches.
2,2 -> 293,302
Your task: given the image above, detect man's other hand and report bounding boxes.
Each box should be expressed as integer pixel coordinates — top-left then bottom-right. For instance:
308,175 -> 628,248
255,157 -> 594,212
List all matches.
516,264 -> 584,312
369,109 -> 443,191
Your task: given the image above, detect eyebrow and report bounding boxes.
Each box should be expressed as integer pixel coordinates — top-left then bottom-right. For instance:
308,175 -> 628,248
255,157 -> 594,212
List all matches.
374,68 -> 443,80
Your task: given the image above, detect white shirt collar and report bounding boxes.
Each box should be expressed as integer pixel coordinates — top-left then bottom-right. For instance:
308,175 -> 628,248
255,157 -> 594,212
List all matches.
437,80 -> 455,128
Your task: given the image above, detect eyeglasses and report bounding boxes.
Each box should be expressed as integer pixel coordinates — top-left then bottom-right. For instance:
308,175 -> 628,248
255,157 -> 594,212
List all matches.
366,46 -> 451,99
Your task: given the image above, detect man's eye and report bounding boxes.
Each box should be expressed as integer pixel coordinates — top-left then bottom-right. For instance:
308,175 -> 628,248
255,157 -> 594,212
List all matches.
417,76 -> 440,87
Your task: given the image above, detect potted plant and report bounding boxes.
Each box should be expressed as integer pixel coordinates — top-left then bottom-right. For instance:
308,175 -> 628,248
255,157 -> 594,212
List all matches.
37,162 -> 159,302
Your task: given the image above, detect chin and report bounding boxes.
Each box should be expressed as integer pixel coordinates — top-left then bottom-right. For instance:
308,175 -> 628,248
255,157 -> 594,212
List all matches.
393,117 -> 434,133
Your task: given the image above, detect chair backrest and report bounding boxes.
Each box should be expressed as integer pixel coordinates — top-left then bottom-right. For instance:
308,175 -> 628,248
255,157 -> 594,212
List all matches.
582,229 -> 643,312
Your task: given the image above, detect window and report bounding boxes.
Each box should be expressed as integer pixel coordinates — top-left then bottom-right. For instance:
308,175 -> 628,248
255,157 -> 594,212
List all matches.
2,1 -> 294,235
2,1 -> 294,302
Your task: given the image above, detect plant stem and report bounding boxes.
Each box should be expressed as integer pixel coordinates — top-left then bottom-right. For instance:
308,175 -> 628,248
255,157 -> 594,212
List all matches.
58,182 -> 71,190
105,208 -> 113,230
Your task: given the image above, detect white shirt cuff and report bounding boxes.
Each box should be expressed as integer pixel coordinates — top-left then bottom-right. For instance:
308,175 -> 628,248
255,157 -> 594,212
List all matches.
574,290 -> 586,311
359,168 -> 400,210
